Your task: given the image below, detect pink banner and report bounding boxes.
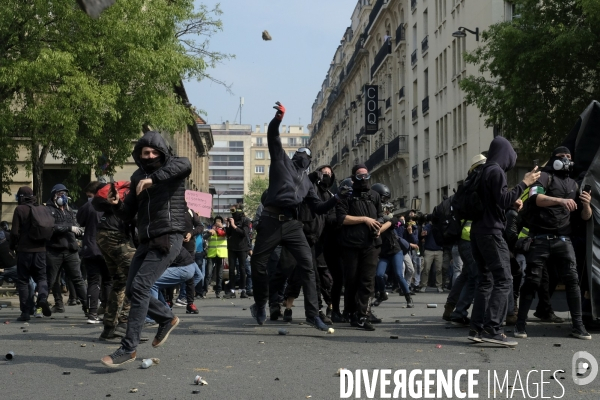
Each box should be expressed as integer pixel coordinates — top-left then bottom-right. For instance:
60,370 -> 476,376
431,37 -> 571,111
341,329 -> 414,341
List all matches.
185,190 -> 213,218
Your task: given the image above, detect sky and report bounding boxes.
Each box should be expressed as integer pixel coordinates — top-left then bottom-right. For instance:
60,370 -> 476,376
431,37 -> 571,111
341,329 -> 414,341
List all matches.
185,1 -> 358,130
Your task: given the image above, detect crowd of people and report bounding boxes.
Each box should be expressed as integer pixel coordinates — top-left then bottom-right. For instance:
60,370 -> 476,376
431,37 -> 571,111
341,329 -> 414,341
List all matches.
1,101 -> 598,367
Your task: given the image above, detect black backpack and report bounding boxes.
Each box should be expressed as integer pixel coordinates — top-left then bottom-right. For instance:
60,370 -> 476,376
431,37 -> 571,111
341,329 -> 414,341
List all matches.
451,163 -> 498,222
431,195 -> 462,246
27,204 -> 55,241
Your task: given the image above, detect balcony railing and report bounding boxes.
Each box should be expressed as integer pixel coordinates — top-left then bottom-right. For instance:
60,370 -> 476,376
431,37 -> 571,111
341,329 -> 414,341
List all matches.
209,161 -> 244,167
423,158 -> 430,175
371,40 -> 392,78
395,23 -> 405,45
412,164 -> 419,179
341,145 -> 350,158
331,152 -> 339,168
411,49 -> 417,66
387,136 -> 409,158
209,176 -> 244,181
385,97 -> 391,109
365,144 -> 386,171
252,142 -> 266,147
399,86 -> 405,100
422,96 -> 430,114
412,106 -> 418,121
210,147 -> 244,152
422,35 -> 429,53
364,0 -> 385,35
411,0 -> 417,11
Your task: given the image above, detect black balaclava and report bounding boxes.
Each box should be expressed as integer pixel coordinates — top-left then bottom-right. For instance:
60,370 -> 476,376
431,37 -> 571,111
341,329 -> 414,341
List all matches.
140,152 -> 165,173
231,208 -> 243,222
544,146 -> 573,176
319,174 -> 332,188
292,152 -> 311,170
351,163 -> 370,192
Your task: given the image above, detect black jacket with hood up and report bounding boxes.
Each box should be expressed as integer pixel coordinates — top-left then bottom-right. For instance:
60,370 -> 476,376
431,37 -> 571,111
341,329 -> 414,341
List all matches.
45,198 -> 80,252
115,131 -> 192,243
10,196 -> 47,253
263,118 -> 337,214
336,189 -> 384,249
298,166 -> 335,245
471,137 -> 527,236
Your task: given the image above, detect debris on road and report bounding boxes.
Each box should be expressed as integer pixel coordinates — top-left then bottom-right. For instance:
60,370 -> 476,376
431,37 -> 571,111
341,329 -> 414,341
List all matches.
5,351 -> 15,360
258,341 -> 265,344
554,344 -> 562,347
427,304 -> 437,308
141,359 -> 153,369
390,335 -> 399,339
435,344 -> 442,349
194,375 -> 208,385
278,329 -> 289,335
262,30 -> 272,41
129,388 -> 138,393
327,328 -> 335,334
63,371 -> 71,375
275,377 -> 280,381
80,344 -> 86,347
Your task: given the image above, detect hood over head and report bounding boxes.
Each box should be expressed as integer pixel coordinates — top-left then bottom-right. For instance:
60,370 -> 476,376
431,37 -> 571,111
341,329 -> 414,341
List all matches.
132,131 -> 170,172
16,186 -> 36,205
485,136 -> 517,172
309,164 -> 336,188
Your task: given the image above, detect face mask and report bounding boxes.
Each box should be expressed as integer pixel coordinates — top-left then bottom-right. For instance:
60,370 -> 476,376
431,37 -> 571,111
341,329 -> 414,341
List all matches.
56,194 -> 68,206
140,156 -> 163,173
292,153 -> 311,170
552,157 -> 573,172
320,175 -> 332,187
352,179 -> 370,192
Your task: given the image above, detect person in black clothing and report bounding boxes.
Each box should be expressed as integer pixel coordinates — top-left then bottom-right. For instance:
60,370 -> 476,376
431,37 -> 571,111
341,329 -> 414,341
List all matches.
469,137 -> 539,346
9,186 -> 52,321
515,147 -> 592,340
45,183 -> 88,316
249,102 -> 345,331
337,164 -> 384,331
101,131 -> 192,367
77,181 -> 112,324
224,203 -> 251,299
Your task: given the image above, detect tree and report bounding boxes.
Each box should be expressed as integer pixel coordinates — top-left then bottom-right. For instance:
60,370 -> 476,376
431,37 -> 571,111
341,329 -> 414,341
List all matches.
243,177 -> 269,218
460,0 -> 600,156
0,1 -> 232,200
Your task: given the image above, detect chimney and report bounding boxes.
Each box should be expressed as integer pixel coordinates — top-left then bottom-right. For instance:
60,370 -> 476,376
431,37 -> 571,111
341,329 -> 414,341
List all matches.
264,123 -> 268,133
255,125 -> 260,133
281,125 -> 287,134
225,120 -> 230,130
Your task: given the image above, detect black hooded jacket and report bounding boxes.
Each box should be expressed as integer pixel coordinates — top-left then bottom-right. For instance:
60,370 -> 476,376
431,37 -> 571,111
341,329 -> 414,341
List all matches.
114,131 -> 192,243
225,214 -> 251,252
45,199 -> 80,252
297,166 -> 335,245
76,198 -> 103,258
10,196 -> 47,253
472,137 -> 527,235
336,189 -> 384,249
264,118 -> 337,214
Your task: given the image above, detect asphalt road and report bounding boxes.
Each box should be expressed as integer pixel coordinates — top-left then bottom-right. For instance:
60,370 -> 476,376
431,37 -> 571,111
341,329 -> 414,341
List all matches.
1,290 -> 599,400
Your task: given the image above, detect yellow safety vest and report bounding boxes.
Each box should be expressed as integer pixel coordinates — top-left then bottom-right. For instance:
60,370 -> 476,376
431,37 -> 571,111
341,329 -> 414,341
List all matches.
206,233 -> 227,258
461,220 -> 472,242
518,227 -> 530,239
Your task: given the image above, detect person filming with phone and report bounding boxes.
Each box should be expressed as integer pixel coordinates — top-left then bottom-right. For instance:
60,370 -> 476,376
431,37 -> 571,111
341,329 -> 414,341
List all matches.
514,146 -> 593,341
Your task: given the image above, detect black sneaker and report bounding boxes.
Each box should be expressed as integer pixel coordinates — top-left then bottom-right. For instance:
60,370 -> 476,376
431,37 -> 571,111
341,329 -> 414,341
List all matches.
87,313 -> 102,324
215,292 -> 222,299
100,347 -> 136,368
283,308 -> 293,322
450,316 -> 471,327
319,311 -> 333,325
306,315 -> 329,331
68,299 -> 78,306
369,310 -> 382,324
481,332 -> 518,347
250,303 -> 267,325
38,299 -> 52,317
151,316 -> 180,348
514,323 -> 527,339
405,294 -> 414,308
224,291 -> 236,299
571,326 -> 592,340
269,303 -> 282,321
373,292 -> 388,307
443,303 -> 455,321
331,310 -> 346,323
356,316 -> 375,331
51,303 -> 65,313
467,329 -> 483,343
246,290 -> 254,297
240,290 -> 248,299
17,312 -> 30,321
349,313 -> 359,327
533,311 -> 565,323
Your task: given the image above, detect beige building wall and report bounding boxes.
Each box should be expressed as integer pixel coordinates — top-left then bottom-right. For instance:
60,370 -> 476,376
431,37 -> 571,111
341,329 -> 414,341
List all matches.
249,124 -> 310,182
309,0 -> 517,214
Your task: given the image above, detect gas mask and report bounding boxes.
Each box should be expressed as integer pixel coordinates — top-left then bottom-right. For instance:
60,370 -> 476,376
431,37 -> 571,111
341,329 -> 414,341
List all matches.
56,194 -> 68,206
552,157 -> 574,172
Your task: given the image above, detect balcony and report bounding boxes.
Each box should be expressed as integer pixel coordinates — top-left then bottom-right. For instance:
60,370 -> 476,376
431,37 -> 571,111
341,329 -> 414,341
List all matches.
352,139 -> 360,148
395,23 -> 405,45
387,136 -> 408,159
209,161 -> 244,167
371,40 -> 392,78
365,144 -> 386,171
423,158 -> 430,175
412,106 -> 418,121
385,97 -> 391,109
411,0 -> 417,12
422,96 -> 429,114
399,86 -> 405,100
331,152 -> 339,168
365,0 -> 385,35
411,49 -> 417,66
210,147 -> 244,153
341,145 -> 350,158
421,35 -> 429,54
412,164 -> 419,179
252,142 -> 267,147
209,176 -> 244,181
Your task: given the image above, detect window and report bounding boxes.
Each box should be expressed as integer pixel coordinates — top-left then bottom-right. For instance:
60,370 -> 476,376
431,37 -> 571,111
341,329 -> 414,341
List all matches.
255,166 -> 264,174
301,137 -> 309,146
256,137 -> 263,146
229,141 -> 243,148
255,150 -> 264,159
289,138 -> 297,146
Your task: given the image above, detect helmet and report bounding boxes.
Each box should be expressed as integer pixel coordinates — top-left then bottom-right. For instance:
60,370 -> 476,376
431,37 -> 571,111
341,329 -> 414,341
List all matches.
339,177 -> 353,188
371,183 -> 391,200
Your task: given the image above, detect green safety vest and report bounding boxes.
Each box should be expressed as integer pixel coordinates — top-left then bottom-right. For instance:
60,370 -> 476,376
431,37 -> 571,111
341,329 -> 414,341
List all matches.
207,234 -> 227,258
518,226 -> 530,239
461,220 -> 472,242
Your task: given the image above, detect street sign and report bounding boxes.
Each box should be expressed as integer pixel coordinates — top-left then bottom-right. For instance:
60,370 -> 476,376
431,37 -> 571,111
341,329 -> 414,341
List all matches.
364,85 -> 379,135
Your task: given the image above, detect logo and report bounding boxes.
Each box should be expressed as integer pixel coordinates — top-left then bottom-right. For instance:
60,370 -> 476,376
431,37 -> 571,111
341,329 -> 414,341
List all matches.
572,351 -> 598,386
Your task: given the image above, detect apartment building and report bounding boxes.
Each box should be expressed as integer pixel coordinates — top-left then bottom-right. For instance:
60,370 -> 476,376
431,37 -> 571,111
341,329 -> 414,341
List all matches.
309,0 -> 521,214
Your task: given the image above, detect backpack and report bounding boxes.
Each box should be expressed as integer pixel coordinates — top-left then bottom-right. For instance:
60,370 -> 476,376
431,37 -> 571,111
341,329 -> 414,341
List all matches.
451,163 -> 498,222
519,172 -> 553,229
95,181 -> 130,201
27,204 -> 55,241
431,195 -> 463,246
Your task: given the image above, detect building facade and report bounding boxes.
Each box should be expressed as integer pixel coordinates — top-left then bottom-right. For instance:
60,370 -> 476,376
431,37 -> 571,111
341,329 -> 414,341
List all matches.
309,0 -> 520,214
208,122 -> 252,215
248,123 -> 310,182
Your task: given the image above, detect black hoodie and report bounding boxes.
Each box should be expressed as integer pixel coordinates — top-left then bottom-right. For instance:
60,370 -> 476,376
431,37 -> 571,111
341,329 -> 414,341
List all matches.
264,118 -> 337,215
297,166 -> 336,244
115,131 -> 192,243
471,136 -> 527,235
10,196 -> 47,253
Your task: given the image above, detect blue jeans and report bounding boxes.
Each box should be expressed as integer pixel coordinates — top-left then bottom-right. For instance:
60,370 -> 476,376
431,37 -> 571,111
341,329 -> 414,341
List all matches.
450,240 -> 479,319
411,250 -> 422,286
151,264 -> 196,299
245,255 -> 252,291
194,255 -> 206,295
451,244 -> 463,285
376,251 -> 410,295
178,262 -> 204,301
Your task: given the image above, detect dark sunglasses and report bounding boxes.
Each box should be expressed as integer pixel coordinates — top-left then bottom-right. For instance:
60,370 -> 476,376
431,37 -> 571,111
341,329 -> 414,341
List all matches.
296,147 -> 312,158
355,173 -> 371,180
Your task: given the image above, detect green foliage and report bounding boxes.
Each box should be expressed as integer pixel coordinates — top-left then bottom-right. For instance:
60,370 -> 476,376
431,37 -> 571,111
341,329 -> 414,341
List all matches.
243,177 -> 269,218
0,0 -> 232,195
460,0 -> 600,156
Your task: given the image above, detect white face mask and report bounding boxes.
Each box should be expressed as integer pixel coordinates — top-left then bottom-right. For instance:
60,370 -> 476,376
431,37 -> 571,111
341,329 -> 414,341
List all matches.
56,197 -> 65,206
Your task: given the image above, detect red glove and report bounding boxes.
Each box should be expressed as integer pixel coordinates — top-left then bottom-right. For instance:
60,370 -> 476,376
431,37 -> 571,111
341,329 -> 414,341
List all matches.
273,101 -> 286,120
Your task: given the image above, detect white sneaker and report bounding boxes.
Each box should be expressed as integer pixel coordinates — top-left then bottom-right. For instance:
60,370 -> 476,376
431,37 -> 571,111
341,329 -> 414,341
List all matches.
174,298 -> 187,307
87,314 -> 102,324
34,308 -> 43,318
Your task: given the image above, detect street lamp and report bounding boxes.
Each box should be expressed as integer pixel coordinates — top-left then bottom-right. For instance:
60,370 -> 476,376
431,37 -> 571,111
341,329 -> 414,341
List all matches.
452,27 -> 479,42
411,196 -> 422,212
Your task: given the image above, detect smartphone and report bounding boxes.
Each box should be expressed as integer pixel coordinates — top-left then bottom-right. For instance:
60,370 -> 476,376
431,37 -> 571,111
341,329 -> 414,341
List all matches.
583,184 -> 592,193
533,159 -> 539,168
